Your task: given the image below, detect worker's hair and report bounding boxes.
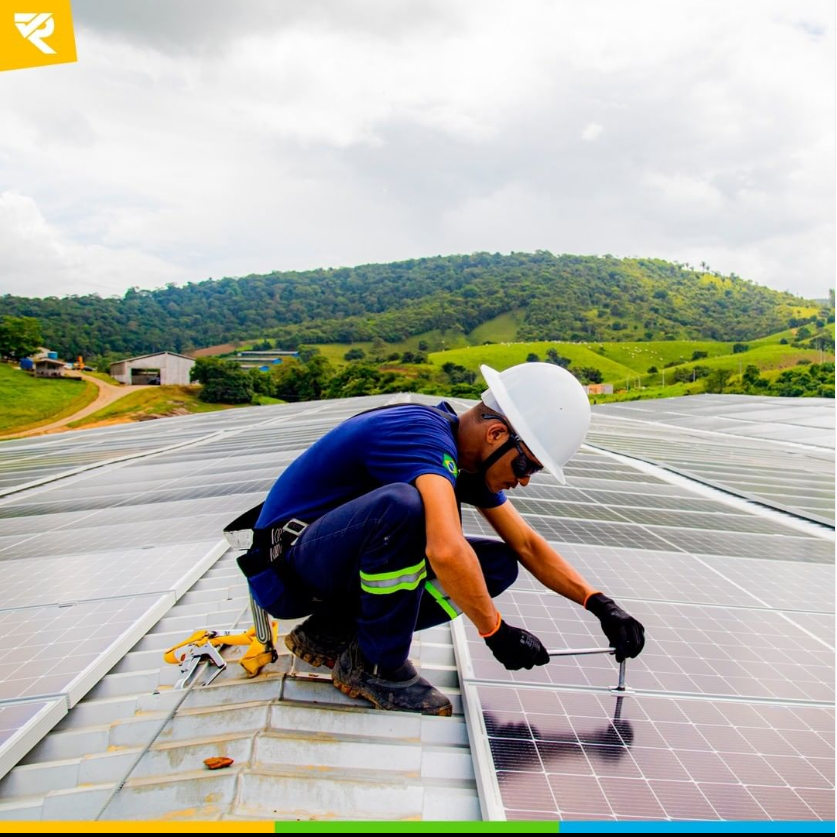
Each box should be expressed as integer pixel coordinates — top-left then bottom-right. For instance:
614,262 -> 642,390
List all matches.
478,404 -> 507,423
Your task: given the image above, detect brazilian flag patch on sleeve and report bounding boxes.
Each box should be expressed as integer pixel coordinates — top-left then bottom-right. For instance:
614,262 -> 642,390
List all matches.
442,453 -> 459,477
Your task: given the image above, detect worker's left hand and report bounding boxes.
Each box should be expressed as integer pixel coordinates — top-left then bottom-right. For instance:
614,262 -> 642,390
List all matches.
585,593 -> 645,663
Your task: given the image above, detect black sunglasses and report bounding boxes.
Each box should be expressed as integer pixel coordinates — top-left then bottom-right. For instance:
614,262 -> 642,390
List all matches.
481,413 -> 543,478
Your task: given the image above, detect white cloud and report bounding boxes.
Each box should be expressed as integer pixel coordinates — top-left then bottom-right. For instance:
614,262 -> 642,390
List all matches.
0,0 -> 831,300
0,192 -> 190,297
581,123 -> 603,142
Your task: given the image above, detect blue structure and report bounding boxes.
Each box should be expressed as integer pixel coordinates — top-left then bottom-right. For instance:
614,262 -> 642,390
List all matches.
19,358 -> 34,371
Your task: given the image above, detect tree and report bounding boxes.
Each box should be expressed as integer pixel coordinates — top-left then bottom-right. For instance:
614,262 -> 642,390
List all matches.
573,366 -> 603,384
545,348 -> 571,368
417,340 -> 429,352
526,353 -> 540,362
732,343 -> 749,354
326,363 -> 381,398
703,368 -> 732,393
0,316 -> 42,361
191,358 -> 253,403
271,355 -> 333,402
647,366 -> 658,374
742,365 -> 761,387
401,351 -> 427,364
691,350 -> 708,361
344,347 -> 366,361
441,362 -> 475,384
248,368 -> 275,397
796,326 -> 812,340
297,345 -> 321,363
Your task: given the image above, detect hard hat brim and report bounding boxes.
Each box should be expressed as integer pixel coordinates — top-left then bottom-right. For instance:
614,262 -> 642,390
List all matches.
480,364 -> 567,485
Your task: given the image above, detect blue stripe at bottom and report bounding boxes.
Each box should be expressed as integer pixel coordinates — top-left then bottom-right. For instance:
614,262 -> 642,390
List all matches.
560,822 -> 835,833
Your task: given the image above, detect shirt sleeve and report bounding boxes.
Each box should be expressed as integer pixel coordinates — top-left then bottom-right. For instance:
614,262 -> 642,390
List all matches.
364,409 -> 460,488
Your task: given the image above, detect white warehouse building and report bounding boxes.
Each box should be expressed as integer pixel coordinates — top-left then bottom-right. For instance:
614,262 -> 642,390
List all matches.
110,351 -> 195,386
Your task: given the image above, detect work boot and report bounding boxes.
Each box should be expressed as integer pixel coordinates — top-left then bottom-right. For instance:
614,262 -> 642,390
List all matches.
284,607 -> 354,669
332,639 -> 453,717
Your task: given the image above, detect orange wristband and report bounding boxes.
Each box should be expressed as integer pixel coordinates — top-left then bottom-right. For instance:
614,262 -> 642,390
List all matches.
480,611 -> 503,638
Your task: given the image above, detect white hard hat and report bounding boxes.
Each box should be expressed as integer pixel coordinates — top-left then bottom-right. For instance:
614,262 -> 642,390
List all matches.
480,362 -> 591,484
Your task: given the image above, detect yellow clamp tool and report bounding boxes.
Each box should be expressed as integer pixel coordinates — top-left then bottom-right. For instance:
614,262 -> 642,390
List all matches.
164,624 -> 279,688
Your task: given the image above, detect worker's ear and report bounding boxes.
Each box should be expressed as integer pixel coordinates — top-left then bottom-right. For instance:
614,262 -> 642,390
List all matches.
486,420 -> 508,445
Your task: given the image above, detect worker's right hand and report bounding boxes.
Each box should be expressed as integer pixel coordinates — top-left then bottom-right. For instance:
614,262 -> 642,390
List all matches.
484,620 -> 549,670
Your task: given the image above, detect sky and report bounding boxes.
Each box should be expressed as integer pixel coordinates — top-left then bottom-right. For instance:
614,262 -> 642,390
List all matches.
0,0 -> 833,300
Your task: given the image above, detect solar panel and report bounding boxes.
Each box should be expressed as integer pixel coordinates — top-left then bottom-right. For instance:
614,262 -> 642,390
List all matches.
0,541 -> 224,609
0,512 -> 235,561
0,594 -> 171,704
462,591 -> 833,703
510,546 -> 764,609
470,684 -> 835,821
1,391 -> 833,821
588,398 -> 835,523
699,555 -> 835,614
638,527 -> 834,563
513,516 -> 684,552
0,699 -> 66,783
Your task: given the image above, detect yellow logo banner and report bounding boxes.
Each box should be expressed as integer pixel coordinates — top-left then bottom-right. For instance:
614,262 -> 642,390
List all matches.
0,0 -> 77,72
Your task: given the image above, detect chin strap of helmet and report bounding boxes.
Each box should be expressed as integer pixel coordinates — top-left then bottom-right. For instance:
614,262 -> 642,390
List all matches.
478,437 -> 517,487
478,412 -> 516,487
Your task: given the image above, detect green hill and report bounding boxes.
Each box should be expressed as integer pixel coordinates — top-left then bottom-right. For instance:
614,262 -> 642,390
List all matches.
3,253 -> 826,360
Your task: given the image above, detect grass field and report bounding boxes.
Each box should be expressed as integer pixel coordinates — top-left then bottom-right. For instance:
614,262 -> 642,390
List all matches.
468,310 -> 527,344
428,336 -> 833,386
86,370 -> 124,386
0,364 -> 98,434
428,342 -> 638,381
67,385 -> 240,428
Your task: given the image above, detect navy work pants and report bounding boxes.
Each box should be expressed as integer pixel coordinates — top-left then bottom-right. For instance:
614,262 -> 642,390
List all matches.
282,483 -> 519,668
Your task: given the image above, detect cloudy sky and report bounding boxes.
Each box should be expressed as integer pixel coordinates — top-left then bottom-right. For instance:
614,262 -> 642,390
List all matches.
0,0 -> 833,299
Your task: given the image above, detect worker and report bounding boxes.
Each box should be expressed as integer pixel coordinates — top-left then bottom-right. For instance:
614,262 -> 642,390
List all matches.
238,362 -> 645,716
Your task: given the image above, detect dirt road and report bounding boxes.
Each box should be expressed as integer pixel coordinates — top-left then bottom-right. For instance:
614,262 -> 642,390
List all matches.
2,375 -> 147,439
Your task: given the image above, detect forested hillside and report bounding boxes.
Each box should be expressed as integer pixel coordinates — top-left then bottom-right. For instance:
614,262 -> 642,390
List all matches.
2,252 -> 820,358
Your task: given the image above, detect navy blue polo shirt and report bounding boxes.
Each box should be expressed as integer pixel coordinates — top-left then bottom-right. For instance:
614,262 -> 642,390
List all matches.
256,402 -> 506,528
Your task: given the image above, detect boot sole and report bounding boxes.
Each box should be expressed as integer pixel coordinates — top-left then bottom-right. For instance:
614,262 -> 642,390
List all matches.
332,678 -> 453,717
284,632 -> 337,669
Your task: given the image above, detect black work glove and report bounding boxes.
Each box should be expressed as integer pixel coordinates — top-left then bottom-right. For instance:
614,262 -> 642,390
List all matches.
484,620 -> 550,671
586,593 -> 645,663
